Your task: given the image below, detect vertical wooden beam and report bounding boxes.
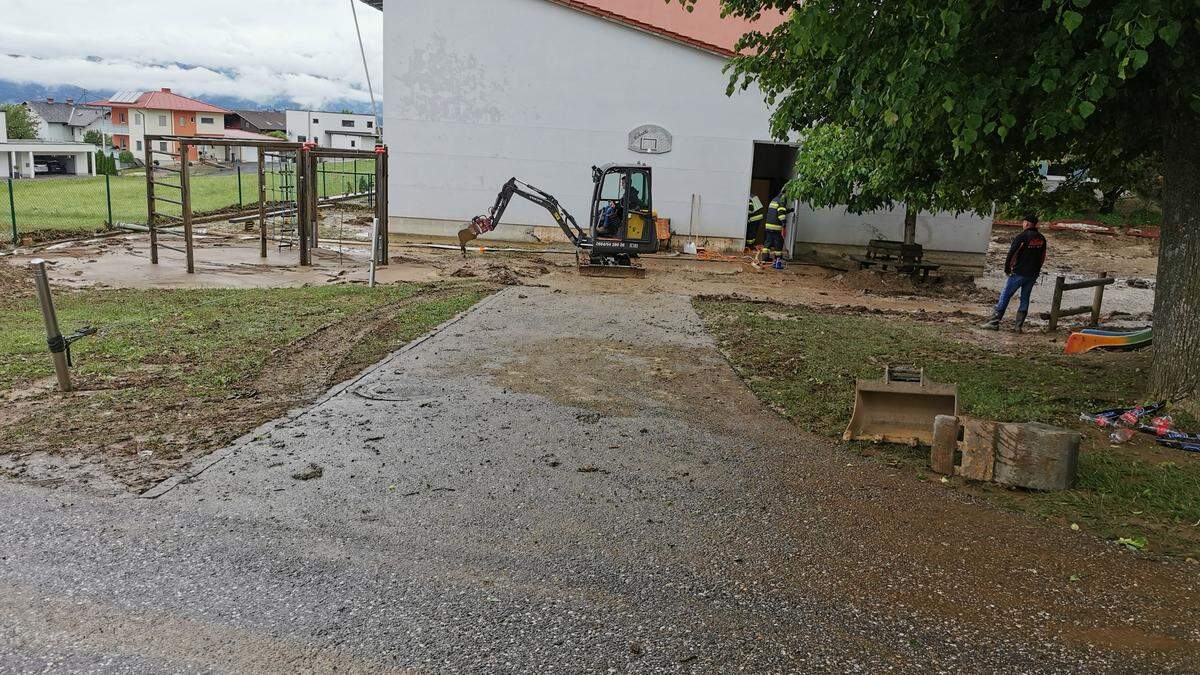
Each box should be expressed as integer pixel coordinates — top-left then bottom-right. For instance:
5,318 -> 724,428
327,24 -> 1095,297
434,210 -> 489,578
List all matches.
144,142 -> 158,264
375,147 -> 388,266
1048,275 -> 1065,331
179,141 -> 195,274
1090,271 -> 1108,327
298,148 -> 311,266
257,150 -> 267,258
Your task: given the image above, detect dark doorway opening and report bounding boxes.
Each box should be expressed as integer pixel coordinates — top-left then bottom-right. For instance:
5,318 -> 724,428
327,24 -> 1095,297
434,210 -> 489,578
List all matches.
747,142 -> 798,247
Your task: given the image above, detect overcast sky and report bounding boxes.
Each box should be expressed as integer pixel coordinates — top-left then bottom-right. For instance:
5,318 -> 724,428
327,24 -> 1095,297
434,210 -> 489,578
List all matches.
0,0 -> 383,108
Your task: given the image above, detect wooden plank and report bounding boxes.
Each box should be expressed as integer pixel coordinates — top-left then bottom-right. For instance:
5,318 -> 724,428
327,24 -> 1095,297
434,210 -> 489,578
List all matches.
1061,275 -> 1116,292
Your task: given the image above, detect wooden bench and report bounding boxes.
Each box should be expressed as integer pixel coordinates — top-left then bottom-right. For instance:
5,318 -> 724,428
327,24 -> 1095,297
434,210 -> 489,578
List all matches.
848,239 -> 940,279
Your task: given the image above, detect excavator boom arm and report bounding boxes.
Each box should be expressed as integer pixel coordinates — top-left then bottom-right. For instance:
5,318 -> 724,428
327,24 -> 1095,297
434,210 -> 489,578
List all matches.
458,178 -> 589,253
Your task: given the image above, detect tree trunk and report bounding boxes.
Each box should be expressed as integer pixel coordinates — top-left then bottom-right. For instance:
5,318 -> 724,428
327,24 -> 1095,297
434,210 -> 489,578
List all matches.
1150,103 -> 1200,414
902,206 -> 917,245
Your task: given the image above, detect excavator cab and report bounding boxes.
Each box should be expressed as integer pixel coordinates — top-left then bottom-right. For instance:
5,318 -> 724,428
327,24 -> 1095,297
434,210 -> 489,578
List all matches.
587,164 -> 659,266
459,163 -> 658,277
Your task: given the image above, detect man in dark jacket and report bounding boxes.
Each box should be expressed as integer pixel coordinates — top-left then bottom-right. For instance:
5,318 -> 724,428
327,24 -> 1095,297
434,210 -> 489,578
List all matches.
982,214 -> 1048,332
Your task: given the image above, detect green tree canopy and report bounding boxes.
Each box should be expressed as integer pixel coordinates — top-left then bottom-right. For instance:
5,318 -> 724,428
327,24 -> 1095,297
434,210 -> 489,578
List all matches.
2,104 -> 38,139
681,0 -> 1200,405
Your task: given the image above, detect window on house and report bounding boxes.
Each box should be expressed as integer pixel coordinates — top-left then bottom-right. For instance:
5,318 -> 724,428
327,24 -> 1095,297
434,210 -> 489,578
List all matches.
179,117 -> 186,126
135,113 -> 143,124
341,120 -> 355,128
312,117 -> 319,124
119,112 -> 127,123
159,141 -> 167,151
200,116 -> 214,124
136,140 -> 142,151
366,121 -> 373,128
158,115 -> 167,126
190,116 -> 195,123
350,140 -> 356,148
297,135 -> 307,142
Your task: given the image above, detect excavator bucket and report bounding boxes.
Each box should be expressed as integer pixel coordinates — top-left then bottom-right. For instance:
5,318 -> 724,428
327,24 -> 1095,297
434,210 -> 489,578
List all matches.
457,227 -> 478,253
843,366 -> 957,446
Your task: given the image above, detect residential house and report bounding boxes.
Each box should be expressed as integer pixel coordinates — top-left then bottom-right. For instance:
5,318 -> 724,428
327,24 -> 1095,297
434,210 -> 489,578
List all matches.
226,109 -> 286,136
21,98 -> 107,143
87,88 -> 231,162
285,110 -> 378,150
371,0 -> 992,271
0,110 -> 98,178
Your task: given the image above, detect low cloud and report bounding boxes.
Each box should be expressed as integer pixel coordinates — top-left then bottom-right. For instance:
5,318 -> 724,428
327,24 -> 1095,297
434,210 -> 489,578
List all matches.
0,0 -> 382,108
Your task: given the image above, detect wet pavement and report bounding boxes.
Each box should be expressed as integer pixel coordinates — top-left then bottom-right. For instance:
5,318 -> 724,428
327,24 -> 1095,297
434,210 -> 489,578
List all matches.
1,287 -> 1197,672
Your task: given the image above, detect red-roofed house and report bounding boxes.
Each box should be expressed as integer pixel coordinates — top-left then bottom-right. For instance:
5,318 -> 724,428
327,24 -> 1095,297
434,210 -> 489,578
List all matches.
372,0 -> 991,270
88,88 -> 231,162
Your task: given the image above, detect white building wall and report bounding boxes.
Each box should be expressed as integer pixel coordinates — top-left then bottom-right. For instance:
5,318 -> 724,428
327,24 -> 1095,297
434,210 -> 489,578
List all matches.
196,112 -> 224,136
285,110 -> 376,148
383,0 -> 775,241
793,205 -> 993,255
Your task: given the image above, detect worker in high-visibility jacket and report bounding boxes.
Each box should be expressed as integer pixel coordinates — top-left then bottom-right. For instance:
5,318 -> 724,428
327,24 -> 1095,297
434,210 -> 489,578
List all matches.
745,195 -> 764,249
762,194 -> 790,260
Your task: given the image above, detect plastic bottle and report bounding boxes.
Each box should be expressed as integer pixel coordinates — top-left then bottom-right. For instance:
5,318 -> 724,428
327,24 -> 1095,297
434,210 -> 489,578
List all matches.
1080,410 -> 1113,425
1109,428 -> 1137,444
1119,404 -> 1150,427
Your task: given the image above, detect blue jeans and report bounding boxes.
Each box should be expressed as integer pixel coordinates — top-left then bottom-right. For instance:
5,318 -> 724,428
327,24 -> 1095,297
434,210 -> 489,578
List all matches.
995,274 -> 1037,317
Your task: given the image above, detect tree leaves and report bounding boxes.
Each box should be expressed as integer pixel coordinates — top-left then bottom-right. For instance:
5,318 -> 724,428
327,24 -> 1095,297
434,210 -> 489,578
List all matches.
1078,100 -> 1097,118
1062,11 -> 1084,34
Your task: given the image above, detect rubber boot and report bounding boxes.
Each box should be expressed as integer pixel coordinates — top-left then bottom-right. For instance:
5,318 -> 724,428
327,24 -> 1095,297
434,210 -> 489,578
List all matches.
1013,311 -> 1027,334
979,313 -> 1002,330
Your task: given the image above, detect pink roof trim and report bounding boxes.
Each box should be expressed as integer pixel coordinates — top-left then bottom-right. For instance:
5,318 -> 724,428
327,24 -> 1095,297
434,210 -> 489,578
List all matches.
545,0 -> 784,57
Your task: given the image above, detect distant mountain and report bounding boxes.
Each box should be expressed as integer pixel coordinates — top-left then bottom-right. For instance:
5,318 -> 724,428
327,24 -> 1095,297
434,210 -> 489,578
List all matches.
0,80 -> 378,115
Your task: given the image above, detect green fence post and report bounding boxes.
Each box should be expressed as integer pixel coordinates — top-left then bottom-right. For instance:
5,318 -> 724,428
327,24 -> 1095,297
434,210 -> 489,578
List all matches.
7,177 -> 16,246
105,173 -> 113,227
237,165 -> 243,208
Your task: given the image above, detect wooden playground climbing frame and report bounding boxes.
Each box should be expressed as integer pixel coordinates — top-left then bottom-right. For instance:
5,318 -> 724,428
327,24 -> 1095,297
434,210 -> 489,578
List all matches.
143,135 -> 389,273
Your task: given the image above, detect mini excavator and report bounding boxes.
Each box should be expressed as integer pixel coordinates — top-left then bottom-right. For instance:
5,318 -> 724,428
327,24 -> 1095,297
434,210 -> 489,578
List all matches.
457,164 -> 659,278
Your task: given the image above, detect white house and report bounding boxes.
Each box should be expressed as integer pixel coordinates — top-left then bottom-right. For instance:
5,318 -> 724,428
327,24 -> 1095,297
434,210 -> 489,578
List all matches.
285,110 -> 378,150
375,0 -> 991,272
22,99 -> 107,143
0,110 -> 98,179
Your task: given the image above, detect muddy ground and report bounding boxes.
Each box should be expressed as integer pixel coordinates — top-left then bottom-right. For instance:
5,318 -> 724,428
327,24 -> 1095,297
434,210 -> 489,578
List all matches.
0,221 -> 1163,490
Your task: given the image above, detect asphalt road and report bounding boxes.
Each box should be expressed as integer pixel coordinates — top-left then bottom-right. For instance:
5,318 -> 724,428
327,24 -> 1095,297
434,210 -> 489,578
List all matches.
2,286 -> 1196,673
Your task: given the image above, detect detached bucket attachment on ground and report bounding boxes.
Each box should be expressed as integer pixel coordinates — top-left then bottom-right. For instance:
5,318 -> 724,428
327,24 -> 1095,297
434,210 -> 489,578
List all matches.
843,366 -> 958,446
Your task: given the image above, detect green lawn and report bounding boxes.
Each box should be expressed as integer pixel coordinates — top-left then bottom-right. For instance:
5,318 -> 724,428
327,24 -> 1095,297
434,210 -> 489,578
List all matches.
1,159 -> 376,239
0,280 -> 484,490
695,298 -> 1200,558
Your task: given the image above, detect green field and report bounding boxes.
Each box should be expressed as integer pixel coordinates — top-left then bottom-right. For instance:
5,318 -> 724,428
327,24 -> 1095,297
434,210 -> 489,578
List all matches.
1,159 -> 376,239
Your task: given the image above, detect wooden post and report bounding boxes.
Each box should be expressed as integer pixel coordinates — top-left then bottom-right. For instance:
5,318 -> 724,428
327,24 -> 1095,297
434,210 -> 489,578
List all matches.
179,141 -> 194,274
1048,276 -> 1066,331
257,150 -> 267,258
144,142 -> 158,264
297,148 -> 310,266
1090,271 -> 1108,327
375,147 -> 388,266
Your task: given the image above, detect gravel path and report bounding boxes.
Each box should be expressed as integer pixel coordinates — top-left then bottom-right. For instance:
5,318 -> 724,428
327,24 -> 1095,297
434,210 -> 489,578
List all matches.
1,286 -> 1196,672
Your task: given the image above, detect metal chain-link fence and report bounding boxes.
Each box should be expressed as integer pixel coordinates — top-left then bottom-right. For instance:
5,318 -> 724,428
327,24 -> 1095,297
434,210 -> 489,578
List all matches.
3,159 -> 375,246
